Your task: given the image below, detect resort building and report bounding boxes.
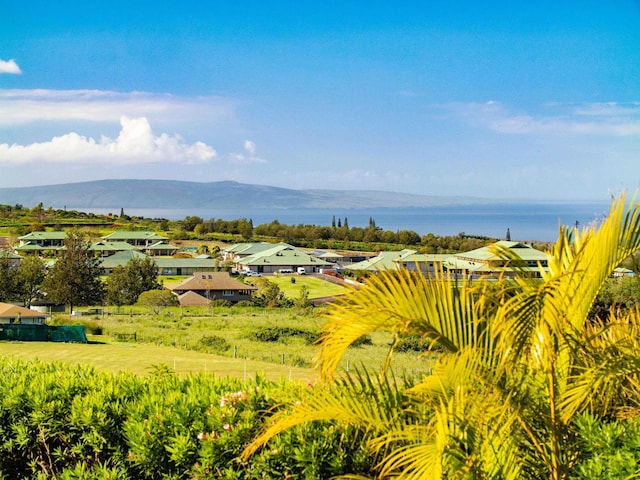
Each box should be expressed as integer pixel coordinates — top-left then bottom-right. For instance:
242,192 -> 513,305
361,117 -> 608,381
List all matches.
445,241 -> 550,279
233,243 -> 334,275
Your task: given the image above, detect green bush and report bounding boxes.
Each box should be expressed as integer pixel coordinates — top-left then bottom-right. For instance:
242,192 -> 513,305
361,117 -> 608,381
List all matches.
194,334 -> 230,354
571,413 -> 640,479
247,326 -> 319,344
350,334 -> 373,348
0,358 -> 376,479
234,300 -> 255,307
394,333 -> 427,352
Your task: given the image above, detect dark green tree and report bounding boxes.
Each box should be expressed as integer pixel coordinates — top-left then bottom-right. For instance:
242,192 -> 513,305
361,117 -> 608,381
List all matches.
14,255 -> 46,307
136,289 -> 178,315
105,256 -> 160,308
239,218 -> 254,240
0,257 -> 18,303
182,215 -> 204,232
42,231 -> 104,313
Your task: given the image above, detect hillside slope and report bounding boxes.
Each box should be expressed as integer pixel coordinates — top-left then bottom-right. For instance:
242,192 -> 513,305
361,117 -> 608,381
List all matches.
0,179 -> 491,209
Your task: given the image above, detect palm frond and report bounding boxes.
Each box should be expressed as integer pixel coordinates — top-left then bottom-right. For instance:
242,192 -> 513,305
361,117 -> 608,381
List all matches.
243,367 -> 411,461
561,310 -> 640,421
376,375 -> 524,480
493,195 -> 640,368
317,266 -> 484,378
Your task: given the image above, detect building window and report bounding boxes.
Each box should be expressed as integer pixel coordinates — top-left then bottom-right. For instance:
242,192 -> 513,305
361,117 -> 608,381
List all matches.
223,290 -> 233,296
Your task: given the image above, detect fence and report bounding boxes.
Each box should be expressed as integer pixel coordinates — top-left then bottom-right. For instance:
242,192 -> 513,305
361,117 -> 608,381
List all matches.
0,324 -> 87,343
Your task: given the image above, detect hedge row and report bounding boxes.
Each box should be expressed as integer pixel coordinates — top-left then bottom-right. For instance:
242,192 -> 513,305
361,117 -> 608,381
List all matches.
0,359 -> 373,479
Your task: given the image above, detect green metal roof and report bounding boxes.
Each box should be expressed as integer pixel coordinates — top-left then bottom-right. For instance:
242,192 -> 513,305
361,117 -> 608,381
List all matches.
145,241 -> 177,250
348,250 -> 415,271
154,257 -> 216,269
102,231 -> 167,241
224,242 -> 277,255
15,242 -> 62,251
0,250 -> 22,259
18,231 -> 68,240
453,241 -> 548,262
99,250 -> 148,268
240,244 -> 332,267
90,241 -> 135,251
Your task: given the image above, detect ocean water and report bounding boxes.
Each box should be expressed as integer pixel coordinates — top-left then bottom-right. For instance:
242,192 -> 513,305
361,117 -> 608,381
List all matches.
90,202 -> 611,242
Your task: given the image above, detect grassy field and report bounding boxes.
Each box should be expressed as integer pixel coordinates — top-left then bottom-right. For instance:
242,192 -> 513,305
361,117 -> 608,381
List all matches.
0,340 -> 315,382
2,304 -> 434,381
245,274 -> 349,299
125,274 -> 349,299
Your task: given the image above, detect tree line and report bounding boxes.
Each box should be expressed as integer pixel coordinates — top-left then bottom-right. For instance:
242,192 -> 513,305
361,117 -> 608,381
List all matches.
0,232 -> 160,312
1,202 -> 510,253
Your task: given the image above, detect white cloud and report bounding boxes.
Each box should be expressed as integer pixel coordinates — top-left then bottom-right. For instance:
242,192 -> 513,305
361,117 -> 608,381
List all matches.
244,140 -> 257,156
0,89 -> 235,126
229,139 -> 266,164
0,59 -> 21,74
0,116 -> 217,165
443,101 -> 640,136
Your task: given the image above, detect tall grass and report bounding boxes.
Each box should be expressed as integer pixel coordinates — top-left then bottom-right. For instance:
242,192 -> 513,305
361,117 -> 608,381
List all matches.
46,305 -> 435,377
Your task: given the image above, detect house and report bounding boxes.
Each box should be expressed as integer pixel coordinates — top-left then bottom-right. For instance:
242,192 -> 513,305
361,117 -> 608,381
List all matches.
15,231 -> 67,253
0,302 -> 48,325
0,250 -> 22,268
176,291 -> 212,307
143,241 -> 178,256
166,272 -> 257,303
99,251 -> 216,276
445,241 -> 550,279
347,250 -> 417,272
101,231 -> 178,256
0,302 -> 86,342
99,250 -> 149,275
392,250 -> 452,276
221,242 -> 275,262
235,243 -> 333,274
612,267 -> 635,277
89,241 -> 136,257
154,256 -> 216,276
101,231 -> 169,247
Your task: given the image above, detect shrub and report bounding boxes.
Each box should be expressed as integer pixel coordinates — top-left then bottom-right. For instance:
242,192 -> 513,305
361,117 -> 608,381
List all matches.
195,335 -> 230,354
571,413 -> 640,479
394,333 -> 427,352
0,358 -> 376,479
350,334 -> 373,348
247,326 -> 319,344
234,300 -> 255,307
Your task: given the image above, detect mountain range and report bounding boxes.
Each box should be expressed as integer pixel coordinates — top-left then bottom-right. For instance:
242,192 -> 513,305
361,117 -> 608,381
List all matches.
0,179 -> 495,210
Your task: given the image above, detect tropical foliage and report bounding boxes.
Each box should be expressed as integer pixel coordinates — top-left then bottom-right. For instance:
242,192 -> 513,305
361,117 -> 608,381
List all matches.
0,358 -> 374,479
245,194 -> 640,479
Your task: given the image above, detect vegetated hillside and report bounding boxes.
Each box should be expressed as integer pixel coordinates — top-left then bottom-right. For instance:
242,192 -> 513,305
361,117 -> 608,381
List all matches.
0,179 -> 491,209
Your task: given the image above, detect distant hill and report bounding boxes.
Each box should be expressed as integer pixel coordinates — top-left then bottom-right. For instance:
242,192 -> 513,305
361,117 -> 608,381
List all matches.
0,179 -> 494,210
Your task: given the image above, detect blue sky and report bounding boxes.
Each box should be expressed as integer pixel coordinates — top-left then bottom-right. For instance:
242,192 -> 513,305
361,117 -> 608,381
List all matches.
0,1 -> 638,201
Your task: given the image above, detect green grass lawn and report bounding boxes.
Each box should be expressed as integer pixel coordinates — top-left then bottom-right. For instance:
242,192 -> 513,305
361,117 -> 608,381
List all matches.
248,275 -> 349,299
0,339 -> 316,382
11,304 -> 434,381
